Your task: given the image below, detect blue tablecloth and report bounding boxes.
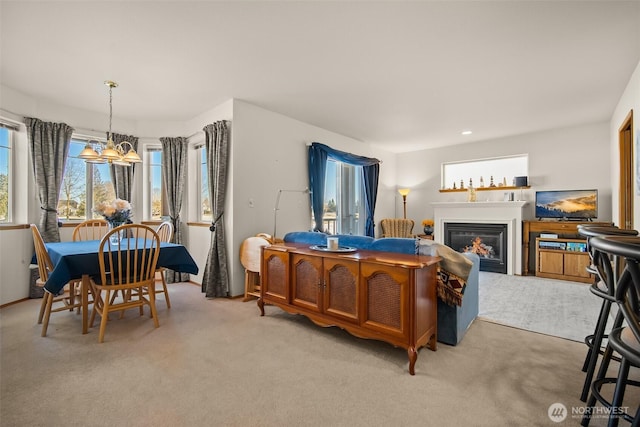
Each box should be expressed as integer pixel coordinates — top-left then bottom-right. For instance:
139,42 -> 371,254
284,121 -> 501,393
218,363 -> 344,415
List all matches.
42,239 -> 199,294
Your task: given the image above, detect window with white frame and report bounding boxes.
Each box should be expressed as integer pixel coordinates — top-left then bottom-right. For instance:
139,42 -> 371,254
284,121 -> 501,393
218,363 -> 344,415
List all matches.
147,148 -> 164,220
59,138 -> 115,221
320,159 -> 365,235
0,127 -> 12,223
441,154 -> 529,190
198,145 -> 211,221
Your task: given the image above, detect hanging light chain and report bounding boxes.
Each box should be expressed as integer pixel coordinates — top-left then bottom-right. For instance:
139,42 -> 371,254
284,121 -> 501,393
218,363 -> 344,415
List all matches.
105,80 -> 117,142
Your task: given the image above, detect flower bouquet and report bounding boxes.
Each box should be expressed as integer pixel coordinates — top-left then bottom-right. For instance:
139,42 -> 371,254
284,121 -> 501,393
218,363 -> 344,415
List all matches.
95,199 -> 132,244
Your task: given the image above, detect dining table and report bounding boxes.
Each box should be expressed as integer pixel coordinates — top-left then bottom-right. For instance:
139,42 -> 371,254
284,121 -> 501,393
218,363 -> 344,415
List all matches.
41,239 -> 199,334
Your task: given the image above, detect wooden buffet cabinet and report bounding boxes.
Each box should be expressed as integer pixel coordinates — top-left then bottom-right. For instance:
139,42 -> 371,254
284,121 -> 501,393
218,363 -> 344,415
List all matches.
258,243 -> 441,375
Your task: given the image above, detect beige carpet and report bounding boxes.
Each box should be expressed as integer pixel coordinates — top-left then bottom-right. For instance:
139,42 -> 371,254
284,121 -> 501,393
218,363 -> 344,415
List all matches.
0,283 -> 637,427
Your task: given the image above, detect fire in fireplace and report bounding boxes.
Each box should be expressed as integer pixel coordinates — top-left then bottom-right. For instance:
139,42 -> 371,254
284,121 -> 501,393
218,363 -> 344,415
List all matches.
444,222 -> 508,274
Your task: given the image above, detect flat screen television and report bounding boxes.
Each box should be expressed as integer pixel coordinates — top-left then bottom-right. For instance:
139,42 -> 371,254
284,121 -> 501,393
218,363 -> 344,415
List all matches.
535,189 -> 598,220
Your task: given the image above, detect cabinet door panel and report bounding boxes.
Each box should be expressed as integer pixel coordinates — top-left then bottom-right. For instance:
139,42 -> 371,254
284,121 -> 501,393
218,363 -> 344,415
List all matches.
292,254 -> 322,312
360,262 -> 408,339
262,249 -> 289,302
564,253 -> 591,278
539,251 -> 564,274
324,258 -> 359,323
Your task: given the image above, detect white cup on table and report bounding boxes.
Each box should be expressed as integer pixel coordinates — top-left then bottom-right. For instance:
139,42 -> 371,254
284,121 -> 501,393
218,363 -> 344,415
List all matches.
327,237 -> 339,250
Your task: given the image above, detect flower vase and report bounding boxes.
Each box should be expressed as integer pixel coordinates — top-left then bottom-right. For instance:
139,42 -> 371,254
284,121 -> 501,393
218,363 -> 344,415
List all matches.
108,222 -> 125,245
423,225 -> 433,235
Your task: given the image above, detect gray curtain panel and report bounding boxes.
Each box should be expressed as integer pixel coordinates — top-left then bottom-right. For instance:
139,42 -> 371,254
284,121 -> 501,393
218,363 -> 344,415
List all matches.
109,133 -> 139,202
201,121 -> 230,298
160,136 -> 190,283
25,117 -> 74,243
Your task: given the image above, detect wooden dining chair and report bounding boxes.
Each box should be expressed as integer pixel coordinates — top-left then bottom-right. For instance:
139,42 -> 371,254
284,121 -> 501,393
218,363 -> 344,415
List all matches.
89,224 -> 161,343
153,221 -> 173,308
71,219 -> 108,310
240,235 -> 270,301
72,218 -> 109,242
31,224 -> 81,337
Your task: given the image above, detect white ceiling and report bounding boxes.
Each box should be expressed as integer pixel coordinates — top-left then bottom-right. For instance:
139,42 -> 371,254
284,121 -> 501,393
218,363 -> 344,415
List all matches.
1,1 -> 639,153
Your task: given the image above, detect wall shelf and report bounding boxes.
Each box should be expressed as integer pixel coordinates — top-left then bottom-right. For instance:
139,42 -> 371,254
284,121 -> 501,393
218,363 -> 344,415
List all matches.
439,185 -> 530,193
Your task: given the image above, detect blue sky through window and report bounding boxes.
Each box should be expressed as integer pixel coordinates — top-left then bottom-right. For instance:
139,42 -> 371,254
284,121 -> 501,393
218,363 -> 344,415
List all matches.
0,128 -> 8,177
325,160 -> 336,202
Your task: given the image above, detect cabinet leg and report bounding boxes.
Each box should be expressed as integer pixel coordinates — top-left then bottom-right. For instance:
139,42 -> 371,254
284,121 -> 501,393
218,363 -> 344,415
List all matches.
408,347 -> 417,375
428,333 -> 438,351
257,298 -> 265,316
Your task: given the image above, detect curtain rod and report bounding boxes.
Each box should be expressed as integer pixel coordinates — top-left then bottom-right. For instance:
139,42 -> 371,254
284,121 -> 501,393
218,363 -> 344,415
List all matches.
0,108 -> 203,140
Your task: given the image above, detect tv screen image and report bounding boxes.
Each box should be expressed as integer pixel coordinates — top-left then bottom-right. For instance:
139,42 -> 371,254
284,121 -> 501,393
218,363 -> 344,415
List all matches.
535,189 -> 598,219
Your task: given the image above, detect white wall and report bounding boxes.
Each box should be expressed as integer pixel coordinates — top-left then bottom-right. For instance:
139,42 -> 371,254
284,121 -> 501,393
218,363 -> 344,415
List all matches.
610,60 -> 640,229
227,100 -> 396,296
396,122 -> 613,226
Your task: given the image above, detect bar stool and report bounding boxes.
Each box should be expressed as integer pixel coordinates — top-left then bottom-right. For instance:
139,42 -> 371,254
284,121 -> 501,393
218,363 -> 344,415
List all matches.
581,235 -> 640,427
577,226 -> 638,402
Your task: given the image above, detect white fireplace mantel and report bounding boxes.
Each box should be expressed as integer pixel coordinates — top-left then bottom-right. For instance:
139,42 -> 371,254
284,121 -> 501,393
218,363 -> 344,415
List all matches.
432,201 -> 528,275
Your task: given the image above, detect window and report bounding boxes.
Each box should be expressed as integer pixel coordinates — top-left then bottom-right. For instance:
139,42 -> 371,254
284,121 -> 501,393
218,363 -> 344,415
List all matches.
59,139 -> 115,221
0,127 -> 12,223
442,154 -> 528,190
320,160 -> 365,235
198,145 -> 211,221
148,149 -> 163,220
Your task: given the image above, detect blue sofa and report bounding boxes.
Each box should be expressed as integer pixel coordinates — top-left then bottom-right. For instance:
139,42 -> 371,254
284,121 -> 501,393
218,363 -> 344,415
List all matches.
282,232 -> 480,345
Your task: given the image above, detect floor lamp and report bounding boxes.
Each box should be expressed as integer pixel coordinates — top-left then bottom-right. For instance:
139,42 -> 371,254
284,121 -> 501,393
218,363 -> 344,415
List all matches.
398,188 -> 410,219
273,188 -> 310,240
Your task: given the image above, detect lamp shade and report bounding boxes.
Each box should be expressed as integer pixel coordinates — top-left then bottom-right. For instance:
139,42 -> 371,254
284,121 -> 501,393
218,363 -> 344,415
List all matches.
398,188 -> 411,197
122,149 -> 142,163
78,144 -> 100,160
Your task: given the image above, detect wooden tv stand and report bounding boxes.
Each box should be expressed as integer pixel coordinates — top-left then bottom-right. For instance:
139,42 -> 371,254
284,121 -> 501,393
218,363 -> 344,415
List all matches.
522,220 -> 612,275
258,243 -> 441,375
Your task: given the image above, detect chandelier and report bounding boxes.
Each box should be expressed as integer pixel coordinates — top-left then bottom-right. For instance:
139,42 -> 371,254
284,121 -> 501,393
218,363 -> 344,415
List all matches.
78,81 -> 141,166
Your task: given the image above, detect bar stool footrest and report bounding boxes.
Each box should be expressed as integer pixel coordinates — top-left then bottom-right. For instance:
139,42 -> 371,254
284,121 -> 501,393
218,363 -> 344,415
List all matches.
584,334 -> 622,363
583,377 -> 640,426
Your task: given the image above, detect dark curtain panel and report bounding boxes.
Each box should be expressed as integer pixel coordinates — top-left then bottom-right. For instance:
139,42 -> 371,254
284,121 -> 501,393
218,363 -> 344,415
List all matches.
109,133 -> 139,202
201,121 -> 230,298
25,117 -> 74,242
160,136 -> 190,283
308,144 -> 328,232
362,163 -> 380,237
307,142 -> 380,237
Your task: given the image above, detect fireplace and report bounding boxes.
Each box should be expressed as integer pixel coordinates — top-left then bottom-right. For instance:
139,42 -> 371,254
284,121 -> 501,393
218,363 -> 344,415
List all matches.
444,222 -> 508,274
433,201 -> 527,275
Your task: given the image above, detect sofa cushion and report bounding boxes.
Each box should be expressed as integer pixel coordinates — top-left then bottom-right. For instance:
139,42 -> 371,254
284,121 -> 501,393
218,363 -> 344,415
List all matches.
333,235 -> 374,250
283,231 -> 327,246
369,237 -> 417,254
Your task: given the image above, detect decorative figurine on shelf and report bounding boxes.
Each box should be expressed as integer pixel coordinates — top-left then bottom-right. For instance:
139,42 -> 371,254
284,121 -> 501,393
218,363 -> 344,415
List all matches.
480,176 -> 485,187
503,177 -> 507,186
422,219 -> 434,236
489,176 -> 496,187
460,179 -> 464,189
452,182 -> 457,189
469,178 -> 473,188
467,182 -> 477,202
